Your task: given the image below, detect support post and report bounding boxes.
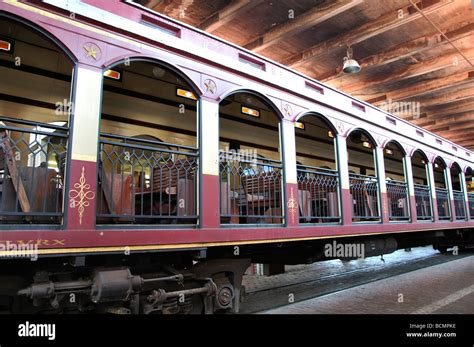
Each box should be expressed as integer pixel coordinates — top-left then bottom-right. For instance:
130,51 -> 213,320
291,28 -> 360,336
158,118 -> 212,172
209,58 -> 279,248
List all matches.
66,65 -> 102,230
445,167 -> 456,221
404,155 -> 417,223
375,146 -> 389,223
281,119 -> 298,227
336,135 -> 352,225
427,163 -> 439,222
200,98 -> 220,229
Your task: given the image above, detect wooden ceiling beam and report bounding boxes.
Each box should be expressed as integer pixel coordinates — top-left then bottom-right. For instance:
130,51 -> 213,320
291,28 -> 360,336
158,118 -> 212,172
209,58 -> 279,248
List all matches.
282,0 -> 453,68
243,0 -> 363,53
323,21 -> 474,83
332,48 -> 474,94
398,102 -> 474,121
435,123 -> 474,133
409,103 -> 474,124
438,130 -> 474,142
367,70 -> 474,104
422,97 -> 474,112
199,0 -> 265,33
420,113 -> 474,130
455,139 -> 474,147
406,89 -> 474,108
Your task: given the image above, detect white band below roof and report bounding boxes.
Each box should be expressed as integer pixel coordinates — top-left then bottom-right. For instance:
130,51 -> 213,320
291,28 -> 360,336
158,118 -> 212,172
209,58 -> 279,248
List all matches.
200,99 -> 219,176
70,66 -> 102,163
282,119 -> 297,184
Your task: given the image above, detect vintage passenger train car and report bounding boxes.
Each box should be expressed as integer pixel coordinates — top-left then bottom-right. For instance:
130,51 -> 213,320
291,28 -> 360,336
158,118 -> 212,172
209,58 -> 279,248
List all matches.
0,0 -> 473,314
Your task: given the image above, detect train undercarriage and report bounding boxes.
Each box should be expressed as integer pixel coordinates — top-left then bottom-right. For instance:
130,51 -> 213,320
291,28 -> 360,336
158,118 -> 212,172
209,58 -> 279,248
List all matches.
1,228 -> 472,314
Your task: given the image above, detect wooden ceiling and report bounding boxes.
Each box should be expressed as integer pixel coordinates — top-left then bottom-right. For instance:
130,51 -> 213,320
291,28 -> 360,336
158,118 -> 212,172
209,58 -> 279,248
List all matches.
136,0 -> 474,149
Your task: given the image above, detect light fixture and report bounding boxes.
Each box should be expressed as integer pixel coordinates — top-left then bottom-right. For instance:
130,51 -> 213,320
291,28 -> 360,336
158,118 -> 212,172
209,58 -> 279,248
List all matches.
328,131 -> 334,138
176,88 -> 197,100
362,141 -> 372,149
104,69 -> 121,81
0,39 -> 13,53
294,122 -> 305,130
385,148 -> 393,155
241,106 -> 260,118
342,45 -> 361,74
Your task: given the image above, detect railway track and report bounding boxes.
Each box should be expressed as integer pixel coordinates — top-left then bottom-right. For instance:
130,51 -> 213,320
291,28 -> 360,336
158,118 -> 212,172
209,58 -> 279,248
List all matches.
240,247 -> 472,314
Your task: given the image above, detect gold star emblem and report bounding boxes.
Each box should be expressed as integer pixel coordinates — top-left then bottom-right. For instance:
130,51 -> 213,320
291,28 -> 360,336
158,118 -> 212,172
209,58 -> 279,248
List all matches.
283,104 -> 293,117
204,79 -> 217,94
83,45 -> 98,60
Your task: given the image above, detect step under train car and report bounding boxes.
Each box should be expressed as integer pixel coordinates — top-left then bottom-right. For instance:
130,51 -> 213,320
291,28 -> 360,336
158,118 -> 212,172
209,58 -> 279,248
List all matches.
0,0 -> 473,314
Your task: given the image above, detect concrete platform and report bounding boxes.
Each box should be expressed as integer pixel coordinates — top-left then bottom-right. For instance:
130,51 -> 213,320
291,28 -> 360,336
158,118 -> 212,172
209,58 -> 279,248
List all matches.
263,255 -> 474,314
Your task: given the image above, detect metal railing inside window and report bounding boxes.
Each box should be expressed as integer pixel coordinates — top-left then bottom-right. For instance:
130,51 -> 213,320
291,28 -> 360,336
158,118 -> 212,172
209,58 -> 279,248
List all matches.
0,117 -> 68,224
297,165 -> 340,223
349,173 -> 380,222
468,193 -> 474,220
413,183 -> 432,221
386,179 -> 409,221
435,187 -> 451,220
452,190 -> 467,220
96,133 -> 198,225
220,152 -> 283,224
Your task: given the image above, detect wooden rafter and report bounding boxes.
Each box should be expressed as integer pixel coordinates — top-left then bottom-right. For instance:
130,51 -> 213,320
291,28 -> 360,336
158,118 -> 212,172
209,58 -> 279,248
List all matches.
282,0 -> 453,68
403,88 -> 473,109
199,0 -> 265,32
421,112 -> 474,130
243,0 -> 363,53
330,47 -> 474,94
408,102 -> 474,124
323,21 -> 474,83
367,70 -> 474,104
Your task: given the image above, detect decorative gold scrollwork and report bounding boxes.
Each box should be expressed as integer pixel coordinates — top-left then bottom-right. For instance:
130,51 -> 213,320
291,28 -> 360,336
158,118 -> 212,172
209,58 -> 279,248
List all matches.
69,166 -> 95,225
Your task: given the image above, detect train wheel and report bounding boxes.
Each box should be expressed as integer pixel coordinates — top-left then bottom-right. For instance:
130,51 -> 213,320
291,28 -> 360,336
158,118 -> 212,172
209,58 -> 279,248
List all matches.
191,258 -> 250,314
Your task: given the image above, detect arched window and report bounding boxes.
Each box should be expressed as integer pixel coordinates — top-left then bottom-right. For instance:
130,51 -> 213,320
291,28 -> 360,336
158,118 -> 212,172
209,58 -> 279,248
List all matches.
0,15 -> 74,224
219,91 -> 282,225
384,141 -> 409,221
347,129 -> 380,222
97,59 -> 199,225
294,113 -> 340,224
411,150 -> 432,221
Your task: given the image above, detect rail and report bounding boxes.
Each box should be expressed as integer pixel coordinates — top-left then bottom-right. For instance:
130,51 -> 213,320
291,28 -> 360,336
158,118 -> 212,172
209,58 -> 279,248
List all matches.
220,152 -> 283,224
413,184 -> 433,221
96,133 -> 198,225
349,173 -> 380,222
435,187 -> 451,220
386,179 -> 410,221
468,193 -> 474,220
296,165 -> 340,224
0,117 -> 68,224
452,190 -> 467,220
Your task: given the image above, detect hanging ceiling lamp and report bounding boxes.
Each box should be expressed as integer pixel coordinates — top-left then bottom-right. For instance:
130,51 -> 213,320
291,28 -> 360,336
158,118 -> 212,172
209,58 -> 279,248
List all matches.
343,45 -> 361,74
